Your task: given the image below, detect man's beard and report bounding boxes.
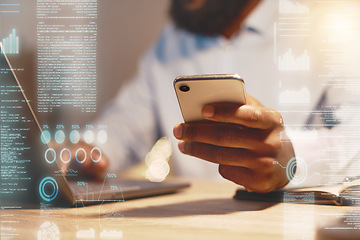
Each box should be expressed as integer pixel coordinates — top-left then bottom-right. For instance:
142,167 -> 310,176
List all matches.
170,0 -> 250,36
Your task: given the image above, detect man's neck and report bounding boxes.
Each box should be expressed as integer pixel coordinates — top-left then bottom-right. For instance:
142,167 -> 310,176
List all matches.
221,0 -> 261,39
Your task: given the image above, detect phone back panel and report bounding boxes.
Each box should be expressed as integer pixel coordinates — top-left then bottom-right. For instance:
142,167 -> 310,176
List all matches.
174,74 -> 246,122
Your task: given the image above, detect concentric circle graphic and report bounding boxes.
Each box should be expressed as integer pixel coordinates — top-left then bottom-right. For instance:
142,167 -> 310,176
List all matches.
75,148 -> 87,164
39,177 -> 59,202
90,147 -> 102,162
44,148 -> 56,164
37,221 -> 60,240
60,148 -> 71,163
286,157 -> 307,185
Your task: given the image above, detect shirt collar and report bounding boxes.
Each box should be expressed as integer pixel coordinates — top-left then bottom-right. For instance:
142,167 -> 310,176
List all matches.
243,0 -> 277,38
216,0 -> 276,46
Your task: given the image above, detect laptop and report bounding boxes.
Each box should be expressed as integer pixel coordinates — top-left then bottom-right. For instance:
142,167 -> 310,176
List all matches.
0,43 -> 189,208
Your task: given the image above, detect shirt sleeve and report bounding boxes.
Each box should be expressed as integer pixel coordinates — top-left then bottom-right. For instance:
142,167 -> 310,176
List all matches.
91,52 -> 160,171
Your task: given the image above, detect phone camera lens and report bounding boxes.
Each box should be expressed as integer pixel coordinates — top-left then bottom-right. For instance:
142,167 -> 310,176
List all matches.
180,85 -> 190,92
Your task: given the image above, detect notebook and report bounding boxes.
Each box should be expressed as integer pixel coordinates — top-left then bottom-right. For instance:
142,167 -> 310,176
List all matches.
234,180 -> 360,206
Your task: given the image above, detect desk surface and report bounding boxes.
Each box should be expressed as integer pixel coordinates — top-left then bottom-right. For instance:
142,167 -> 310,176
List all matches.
1,179 -> 356,240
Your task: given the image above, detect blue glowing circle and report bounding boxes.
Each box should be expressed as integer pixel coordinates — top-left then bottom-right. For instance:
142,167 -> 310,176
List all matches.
286,157 -> 307,185
90,147 -> 102,163
42,181 -> 55,198
39,177 -> 59,202
54,130 -> 65,144
44,148 -> 56,164
69,130 -> 80,144
75,148 -> 87,164
60,148 -> 71,163
40,131 -> 51,144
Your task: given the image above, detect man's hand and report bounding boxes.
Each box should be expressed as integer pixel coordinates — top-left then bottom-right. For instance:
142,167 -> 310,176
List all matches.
173,95 -> 295,193
52,141 -> 108,180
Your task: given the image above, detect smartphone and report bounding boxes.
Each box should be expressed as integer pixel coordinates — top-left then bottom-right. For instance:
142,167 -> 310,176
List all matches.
174,74 -> 246,122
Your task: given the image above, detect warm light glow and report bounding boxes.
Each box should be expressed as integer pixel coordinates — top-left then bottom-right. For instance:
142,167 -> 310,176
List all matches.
145,137 -> 172,182
318,8 -> 359,45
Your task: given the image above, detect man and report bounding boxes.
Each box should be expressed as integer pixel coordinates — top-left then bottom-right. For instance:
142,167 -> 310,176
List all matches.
64,0 -> 360,193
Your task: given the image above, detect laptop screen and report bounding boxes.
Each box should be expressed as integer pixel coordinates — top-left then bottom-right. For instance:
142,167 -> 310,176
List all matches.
0,44 -> 74,208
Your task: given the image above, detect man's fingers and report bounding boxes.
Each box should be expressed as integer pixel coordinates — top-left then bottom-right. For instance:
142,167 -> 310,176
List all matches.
178,141 -> 274,169
218,165 -> 276,193
174,123 -> 278,153
201,104 -> 283,129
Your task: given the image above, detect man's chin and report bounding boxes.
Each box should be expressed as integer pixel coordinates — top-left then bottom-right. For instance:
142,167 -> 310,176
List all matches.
170,0 -> 249,36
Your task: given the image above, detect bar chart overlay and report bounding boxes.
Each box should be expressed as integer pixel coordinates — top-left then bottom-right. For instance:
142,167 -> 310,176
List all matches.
1,29 -> 20,54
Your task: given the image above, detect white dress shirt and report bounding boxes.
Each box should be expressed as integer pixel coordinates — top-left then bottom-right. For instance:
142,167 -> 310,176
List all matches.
94,0 -> 360,188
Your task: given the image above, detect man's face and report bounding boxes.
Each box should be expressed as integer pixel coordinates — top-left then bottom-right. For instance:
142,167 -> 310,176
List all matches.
170,0 -> 250,36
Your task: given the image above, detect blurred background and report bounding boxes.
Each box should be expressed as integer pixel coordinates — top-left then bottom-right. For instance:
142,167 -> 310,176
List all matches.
1,0 -> 169,125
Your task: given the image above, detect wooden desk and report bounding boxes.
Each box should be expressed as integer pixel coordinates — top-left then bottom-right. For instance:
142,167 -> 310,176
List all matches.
1,180 -> 356,240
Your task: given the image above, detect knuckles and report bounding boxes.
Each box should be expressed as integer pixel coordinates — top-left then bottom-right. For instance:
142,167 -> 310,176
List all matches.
218,158 -> 279,193
183,123 -> 196,140
245,106 -> 261,122
214,147 -> 237,164
217,127 -> 241,146
262,137 -> 282,156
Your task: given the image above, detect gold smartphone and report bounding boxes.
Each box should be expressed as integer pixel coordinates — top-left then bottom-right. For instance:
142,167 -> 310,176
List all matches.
174,74 -> 246,122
